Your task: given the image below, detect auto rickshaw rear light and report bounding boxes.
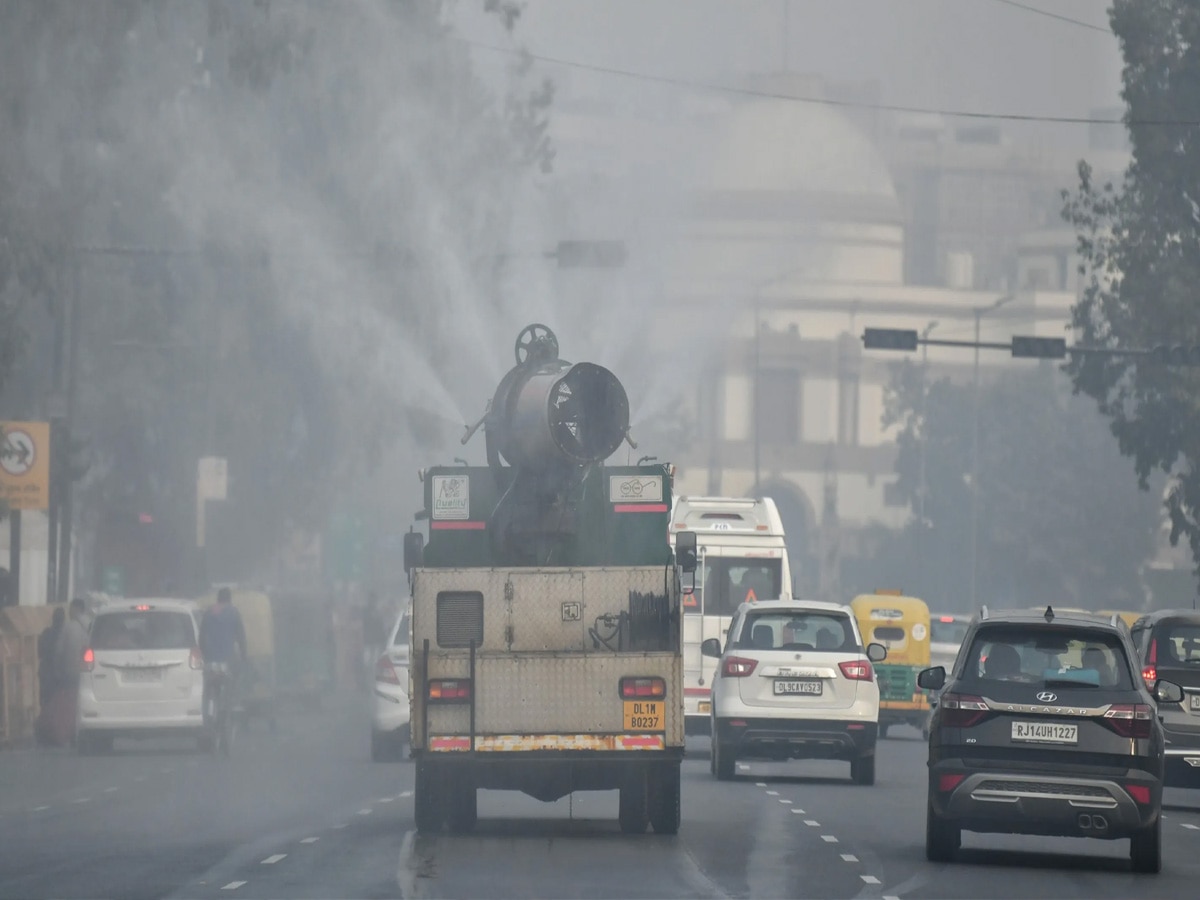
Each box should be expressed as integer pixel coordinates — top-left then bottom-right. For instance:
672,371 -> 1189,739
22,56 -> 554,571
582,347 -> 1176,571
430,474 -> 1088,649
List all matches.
620,677 -> 665,699
838,660 -> 874,681
940,693 -> 989,728
82,647 -> 95,673
376,654 -> 401,685
188,647 -> 203,670
938,774 -> 966,792
1127,784 -> 1151,805
722,656 -> 758,677
428,679 -> 470,701
1102,703 -> 1152,739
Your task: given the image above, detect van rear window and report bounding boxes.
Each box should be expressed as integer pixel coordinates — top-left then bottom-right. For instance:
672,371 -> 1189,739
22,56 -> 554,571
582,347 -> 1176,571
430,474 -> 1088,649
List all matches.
91,611 -> 195,651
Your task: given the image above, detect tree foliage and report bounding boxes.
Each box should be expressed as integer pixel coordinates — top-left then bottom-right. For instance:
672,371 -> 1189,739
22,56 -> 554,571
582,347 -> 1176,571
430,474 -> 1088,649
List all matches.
0,0 -> 554,591
846,361 -> 1161,611
1063,0 -> 1200,583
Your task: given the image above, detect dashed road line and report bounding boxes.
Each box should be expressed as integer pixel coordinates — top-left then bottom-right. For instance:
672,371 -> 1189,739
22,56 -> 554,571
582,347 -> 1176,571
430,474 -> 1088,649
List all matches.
300,837 -> 319,844
31,805 -> 49,812
777,799 -> 791,804
261,854 -> 287,864
765,790 -> 779,796
884,895 -> 901,900
861,875 -> 882,884
333,823 -> 348,829
221,882 -> 246,891
821,835 -> 838,842
103,787 -> 118,793
357,808 -> 373,816
789,808 -> 806,815
840,853 -> 858,863
755,782 -> 767,787
1183,823 -> 1200,830
378,797 -> 394,803
71,797 -> 90,804
803,819 -> 820,827
399,790 -> 413,798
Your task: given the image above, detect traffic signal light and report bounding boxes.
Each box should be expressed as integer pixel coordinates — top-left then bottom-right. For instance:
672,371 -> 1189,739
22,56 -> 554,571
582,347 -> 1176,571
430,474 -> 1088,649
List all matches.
862,328 -> 918,351
1011,336 -> 1067,359
1147,344 -> 1200,366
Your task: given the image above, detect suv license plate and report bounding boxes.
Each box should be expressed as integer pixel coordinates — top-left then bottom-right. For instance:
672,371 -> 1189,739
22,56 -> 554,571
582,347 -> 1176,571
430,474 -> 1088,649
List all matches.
774,679 -> 822,696
1189,694 -> 1200,711
1011,721 -> 1077,744
123,668 -> 162,683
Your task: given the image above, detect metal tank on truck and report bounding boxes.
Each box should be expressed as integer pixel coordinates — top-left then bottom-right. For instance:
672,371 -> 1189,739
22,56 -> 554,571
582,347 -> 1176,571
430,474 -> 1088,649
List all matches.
402,324 -> 697,835
669,497 -> 791,733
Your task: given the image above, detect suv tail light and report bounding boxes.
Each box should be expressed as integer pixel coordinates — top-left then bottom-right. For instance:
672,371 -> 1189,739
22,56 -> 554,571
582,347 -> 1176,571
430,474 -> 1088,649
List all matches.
1102,703 -> 1153,739
722,656 -> 758,678
620,677 -> 665,699
838,660 -> 874,682
1142,639 -> 1157,686
940,693 -> 989,728
428,679 -> 471,701
375,654 -> 401,685
188,647 -> 203,670
82,647 -> 95,673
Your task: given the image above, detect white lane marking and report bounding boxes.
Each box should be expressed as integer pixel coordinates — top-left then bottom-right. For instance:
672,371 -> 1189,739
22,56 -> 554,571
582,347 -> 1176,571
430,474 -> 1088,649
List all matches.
737,763 -> 749,769
765,790 -> 779,796
378,797 -> 394,804
790,808 -> 806,815
399,790 -> 413,798
31,806 -> 50,812
71,798 -> 90,804
1183,823 -> 1200,830
333,823 -> 348,829
357,808 -> 373,816
261,854 -> 287,865
840,853 -> 858,862
755,782 -> 767,787
821,835 -> 838,843
221,882 -> 246,891
103,787 -> 118,793
778,799 -> 791,804
396,829 -> 418,899
862,875 -> 882,884
300,837 -> 319,844
804,820 -> 820,827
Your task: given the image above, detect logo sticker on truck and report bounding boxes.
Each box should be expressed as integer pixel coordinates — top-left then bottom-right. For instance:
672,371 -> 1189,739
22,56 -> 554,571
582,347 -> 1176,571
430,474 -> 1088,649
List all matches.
609,475 -> 662,503
432,475 -> 469,520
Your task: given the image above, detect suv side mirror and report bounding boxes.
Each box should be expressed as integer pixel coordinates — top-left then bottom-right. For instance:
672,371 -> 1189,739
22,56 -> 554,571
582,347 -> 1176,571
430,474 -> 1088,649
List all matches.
866,642 -> 887,663
701,637 -> 722,659
917,666 -> 946,691
403,531 -> 424,573
1154,679 -> 1184,704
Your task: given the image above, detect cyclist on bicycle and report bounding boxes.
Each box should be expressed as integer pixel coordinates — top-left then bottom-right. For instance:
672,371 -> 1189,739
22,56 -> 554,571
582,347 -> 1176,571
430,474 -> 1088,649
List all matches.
199,587 -> 247,728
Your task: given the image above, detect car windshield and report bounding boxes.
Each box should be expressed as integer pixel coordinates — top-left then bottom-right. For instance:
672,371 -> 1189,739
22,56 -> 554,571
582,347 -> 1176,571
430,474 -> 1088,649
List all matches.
684,558 -> 783,616
91,611 -> 195,651
1156,623 -> 1200,665
735,611 -> 857,652
931,618 -> 970,645
959,625 -> 1133,690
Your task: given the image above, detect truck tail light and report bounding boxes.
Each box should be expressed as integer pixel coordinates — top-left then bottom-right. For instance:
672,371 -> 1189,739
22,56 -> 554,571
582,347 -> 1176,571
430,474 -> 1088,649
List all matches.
722,656 -> 758,678
940,693 -> 989,728
1102,703 -> 1153,739
428,679 -> 471,701
620,677 -> 665,699
838,660 -> 874,682
82,647 -> 95,673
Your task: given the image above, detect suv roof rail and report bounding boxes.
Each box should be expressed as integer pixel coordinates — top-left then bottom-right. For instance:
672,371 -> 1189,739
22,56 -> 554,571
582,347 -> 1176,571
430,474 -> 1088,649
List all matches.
979,605 -> 989,620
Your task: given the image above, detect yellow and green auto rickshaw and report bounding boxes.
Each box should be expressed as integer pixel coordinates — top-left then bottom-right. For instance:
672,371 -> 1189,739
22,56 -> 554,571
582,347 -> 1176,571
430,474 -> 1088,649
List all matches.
851,590 -> 932,739
1097,609 -> 1141,630
198,587 -> 277,730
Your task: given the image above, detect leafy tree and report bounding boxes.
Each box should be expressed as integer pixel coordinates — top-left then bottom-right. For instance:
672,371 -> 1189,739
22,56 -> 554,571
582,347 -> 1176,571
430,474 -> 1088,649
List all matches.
844,361 -> 1161,611
1062,0 -> 1200,584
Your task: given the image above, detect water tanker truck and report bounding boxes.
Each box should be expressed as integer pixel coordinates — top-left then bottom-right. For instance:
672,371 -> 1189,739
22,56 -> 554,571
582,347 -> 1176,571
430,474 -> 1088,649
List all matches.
402,323 -> 696,834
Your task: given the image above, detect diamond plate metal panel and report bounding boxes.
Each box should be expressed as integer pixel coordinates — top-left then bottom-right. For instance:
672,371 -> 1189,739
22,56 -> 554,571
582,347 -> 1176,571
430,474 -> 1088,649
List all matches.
506,572 -> 586,651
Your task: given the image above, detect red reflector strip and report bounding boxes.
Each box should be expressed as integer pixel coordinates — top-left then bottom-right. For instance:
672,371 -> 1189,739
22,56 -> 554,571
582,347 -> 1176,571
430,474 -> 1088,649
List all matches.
938,774 -> 966,792
429,737 -> 471,751
619,735 -> 663,749
430,521 -> 487,530
1127,784 -> 1151,805
684,687 -> 711,697
613,504 -> 669,513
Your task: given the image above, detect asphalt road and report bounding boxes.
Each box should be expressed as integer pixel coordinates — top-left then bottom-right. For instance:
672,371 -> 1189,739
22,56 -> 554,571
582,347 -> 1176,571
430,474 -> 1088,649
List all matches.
3,703 -> 1200,900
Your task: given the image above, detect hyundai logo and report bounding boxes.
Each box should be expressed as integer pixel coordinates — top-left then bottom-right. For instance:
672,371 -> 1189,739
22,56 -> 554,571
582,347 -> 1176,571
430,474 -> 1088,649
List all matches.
1036,691 -> 1058,703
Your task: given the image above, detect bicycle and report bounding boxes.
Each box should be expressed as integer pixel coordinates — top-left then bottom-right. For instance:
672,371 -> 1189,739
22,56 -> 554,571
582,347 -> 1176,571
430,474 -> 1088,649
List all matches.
204,661 -> 238,757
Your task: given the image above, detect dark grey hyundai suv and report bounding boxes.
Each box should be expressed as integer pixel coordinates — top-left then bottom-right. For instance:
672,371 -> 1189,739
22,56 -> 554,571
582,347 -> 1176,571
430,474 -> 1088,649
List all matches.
918,606 -> 1183,874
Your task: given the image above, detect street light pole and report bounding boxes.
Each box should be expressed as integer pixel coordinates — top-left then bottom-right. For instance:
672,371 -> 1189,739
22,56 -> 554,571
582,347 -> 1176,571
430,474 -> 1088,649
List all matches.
969,294 -> 1013,611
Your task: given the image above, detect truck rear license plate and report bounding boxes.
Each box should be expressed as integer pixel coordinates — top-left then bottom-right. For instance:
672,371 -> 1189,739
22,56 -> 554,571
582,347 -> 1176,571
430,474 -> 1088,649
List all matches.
773,679 -> 822,695
623,701 -> 664,731
1011,721 -> 1077,744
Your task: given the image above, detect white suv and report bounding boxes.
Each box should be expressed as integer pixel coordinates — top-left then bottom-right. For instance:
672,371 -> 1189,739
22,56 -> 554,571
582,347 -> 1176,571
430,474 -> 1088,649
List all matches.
703,599 -> 887,784
76,599 -> 206,753
370,605 -> 411,761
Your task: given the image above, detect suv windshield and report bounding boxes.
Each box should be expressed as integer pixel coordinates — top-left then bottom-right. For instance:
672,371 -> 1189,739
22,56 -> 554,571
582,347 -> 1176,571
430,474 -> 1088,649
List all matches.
735,611 -> 857,652
91,611 -> 196,651
685,558 -> 782,616
958,625 -> 1133,690
1155,622 -> 1200,665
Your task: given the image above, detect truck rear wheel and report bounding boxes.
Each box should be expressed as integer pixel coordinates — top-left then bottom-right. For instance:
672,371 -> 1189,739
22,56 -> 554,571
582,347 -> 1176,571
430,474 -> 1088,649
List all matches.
648,762 -> 681,835
414,760 -> 443,833
618,771 -> 648,834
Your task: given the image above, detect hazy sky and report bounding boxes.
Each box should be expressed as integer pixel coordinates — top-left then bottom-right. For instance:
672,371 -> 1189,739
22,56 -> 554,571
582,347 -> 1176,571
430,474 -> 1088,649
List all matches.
457,0 -> 1124,149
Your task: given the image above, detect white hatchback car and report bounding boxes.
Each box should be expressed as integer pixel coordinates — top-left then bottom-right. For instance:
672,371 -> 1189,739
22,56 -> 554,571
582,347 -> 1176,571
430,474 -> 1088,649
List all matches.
703,599 -> 887,784
76,599 -> 205,753
370,606 -> 411,762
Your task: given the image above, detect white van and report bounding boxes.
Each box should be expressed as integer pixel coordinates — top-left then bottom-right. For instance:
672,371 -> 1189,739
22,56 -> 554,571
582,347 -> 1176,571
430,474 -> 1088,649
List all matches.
669,496 -> 791,734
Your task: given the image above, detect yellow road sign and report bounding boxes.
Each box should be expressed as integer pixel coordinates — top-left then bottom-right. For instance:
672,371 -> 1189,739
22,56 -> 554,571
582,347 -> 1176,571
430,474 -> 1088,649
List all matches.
0,421 -> 50,510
